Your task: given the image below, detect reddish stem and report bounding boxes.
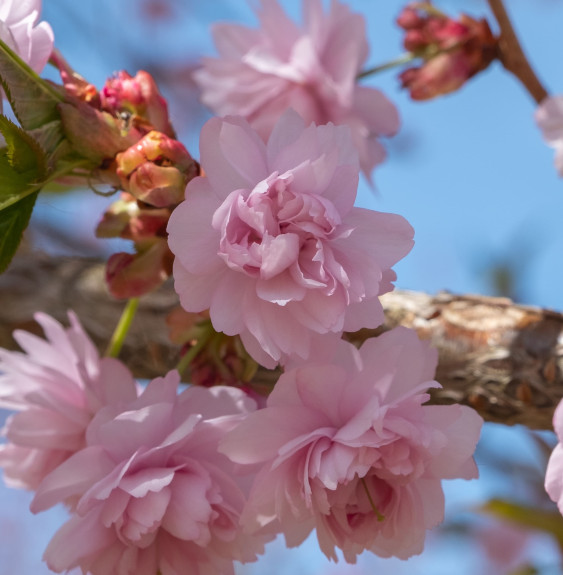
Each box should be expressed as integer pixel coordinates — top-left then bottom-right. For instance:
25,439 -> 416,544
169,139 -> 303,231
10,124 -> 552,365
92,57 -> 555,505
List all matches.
487,0 -> 548,104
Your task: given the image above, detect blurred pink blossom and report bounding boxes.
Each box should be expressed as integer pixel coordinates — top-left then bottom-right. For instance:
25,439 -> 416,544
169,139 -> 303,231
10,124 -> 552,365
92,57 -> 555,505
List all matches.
477,520 -> 532,575
31,372 -> 268,575
167,112 -> 413,367
0,312 -> 137,491
193,0 -> 398,179
0,0 -> 53,75
221,327 -> 483,562
535,95 -> 563,176
545,398 -> 563,510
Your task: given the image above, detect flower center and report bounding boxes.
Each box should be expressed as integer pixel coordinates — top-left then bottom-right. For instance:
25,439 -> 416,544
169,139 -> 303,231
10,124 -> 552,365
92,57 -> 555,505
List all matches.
213,172 -> 342,279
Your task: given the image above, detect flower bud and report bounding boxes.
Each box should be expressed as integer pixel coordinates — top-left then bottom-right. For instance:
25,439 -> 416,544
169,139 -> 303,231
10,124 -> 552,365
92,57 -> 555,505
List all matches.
400,52 -> 470,100
101,70 -> 175,136
116,131 -> 198,208
404,29 -> 428,52
396,6 -> 424,30
397,5 -> 497,100
106,238 -> 173,299
96,192 -> 170,241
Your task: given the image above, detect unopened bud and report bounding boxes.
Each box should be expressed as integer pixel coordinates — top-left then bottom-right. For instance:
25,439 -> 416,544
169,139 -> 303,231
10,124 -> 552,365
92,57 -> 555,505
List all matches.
397,5 -> 496,101
101,70 -> 175,136
400,52 -> 470,100
106,238 -> 173,299
116,131 -> 198,208
96,192 -> 170,241
404,29 -> 428,52
397,6 -> 425,30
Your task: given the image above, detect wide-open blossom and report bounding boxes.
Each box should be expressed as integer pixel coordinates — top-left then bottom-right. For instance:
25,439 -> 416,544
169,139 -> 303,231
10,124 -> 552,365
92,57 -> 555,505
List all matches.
167,112 -> 413,367
193,0 -> 398,178
535,95 -> 563,177
31,372 -> 268,575
0,312 -> 137,490
0,0 -> 53,74
221,327 -> 483,562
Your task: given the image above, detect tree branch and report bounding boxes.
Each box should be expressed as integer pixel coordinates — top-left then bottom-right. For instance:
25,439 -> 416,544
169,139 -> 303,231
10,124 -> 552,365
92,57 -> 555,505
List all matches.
487,0 -> 548,104
2,252 -> 562,430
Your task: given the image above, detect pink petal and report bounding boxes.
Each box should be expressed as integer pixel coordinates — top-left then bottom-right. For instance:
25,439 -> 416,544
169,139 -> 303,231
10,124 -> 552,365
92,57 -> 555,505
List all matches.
31,446 -> 114,513
43,510 -> 115,572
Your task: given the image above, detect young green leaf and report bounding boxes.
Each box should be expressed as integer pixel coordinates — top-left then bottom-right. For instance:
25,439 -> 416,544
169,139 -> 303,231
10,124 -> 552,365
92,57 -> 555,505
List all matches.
28,120 -> 67,164
0,191 -> 37,273
0,115 -> 47,179
0,37 -> 62,130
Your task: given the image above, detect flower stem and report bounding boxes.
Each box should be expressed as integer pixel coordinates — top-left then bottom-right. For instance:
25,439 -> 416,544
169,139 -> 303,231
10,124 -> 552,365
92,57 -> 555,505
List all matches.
358,52 -> 418,80
486,0 -> 548,104
105,298 -> 139,358
175,331 -> 213,379
360,477 -> 385,522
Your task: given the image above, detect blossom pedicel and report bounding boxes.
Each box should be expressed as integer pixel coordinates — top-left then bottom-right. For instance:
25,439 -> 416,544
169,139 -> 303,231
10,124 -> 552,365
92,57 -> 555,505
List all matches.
194,0 -> 399,178
167,111 -> 414,367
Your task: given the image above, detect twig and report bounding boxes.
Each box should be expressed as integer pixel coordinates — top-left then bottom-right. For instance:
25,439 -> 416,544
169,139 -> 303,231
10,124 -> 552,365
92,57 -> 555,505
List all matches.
487,0 -> 548,104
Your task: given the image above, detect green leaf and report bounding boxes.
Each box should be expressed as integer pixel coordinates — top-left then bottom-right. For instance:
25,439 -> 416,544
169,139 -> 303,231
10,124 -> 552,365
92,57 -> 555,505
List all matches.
0,191 -> 37,273
28,120 -> 67,163
0,152 -> 36,210
0,115 -> 47,178
0,37 -> 62,130
480,498 -> 563,550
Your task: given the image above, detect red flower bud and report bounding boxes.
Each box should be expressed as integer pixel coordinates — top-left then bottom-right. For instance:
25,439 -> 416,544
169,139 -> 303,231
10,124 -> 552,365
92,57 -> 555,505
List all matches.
101,70 -> 175,137
404,29 -> 428,52
396,6 -> 424,30
106,238 -> 173,299
116,131 -> 198,208
397,5 -> 497,100
96,192 -> 170,241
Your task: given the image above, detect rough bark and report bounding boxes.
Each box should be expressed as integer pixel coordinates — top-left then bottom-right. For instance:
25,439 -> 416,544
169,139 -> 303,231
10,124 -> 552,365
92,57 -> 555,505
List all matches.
2,252 -> 562,430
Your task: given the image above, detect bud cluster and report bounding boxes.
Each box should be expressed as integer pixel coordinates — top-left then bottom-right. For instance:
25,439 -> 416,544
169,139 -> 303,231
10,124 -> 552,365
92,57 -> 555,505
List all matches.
52,56 -> 200,298
397,3 -> 497,100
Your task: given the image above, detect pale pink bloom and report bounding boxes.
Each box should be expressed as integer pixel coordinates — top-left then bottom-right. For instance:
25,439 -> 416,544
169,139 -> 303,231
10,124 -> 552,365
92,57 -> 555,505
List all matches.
0,0 -> 53,74
167,112 -> 413,367
545,399 -> 563,510
31,372 -> 267,575
536,95 -> 563,176
193,0 -> 399,179
477,520 -> 531,575
0,312 -> 137,490
221,327 -> 483,562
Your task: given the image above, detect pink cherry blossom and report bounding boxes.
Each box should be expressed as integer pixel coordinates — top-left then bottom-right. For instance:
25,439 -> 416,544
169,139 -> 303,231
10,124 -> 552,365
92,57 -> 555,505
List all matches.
31,372 -> 268,575
193,0 -> 399,179
221,327 -> 483,562
535,95 -> 563,176
167,112 -> 413,367
545,399 -> 563,511
0,312 -> 137,490
0,0 -> 53,74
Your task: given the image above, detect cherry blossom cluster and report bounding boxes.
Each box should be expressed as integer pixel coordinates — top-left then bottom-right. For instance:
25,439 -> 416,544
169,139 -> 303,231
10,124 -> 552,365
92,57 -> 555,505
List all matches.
4,0 -> 563,573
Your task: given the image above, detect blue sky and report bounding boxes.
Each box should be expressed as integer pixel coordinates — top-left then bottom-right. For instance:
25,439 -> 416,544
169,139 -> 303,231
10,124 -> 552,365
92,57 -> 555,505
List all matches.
5,0 -> 563,573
